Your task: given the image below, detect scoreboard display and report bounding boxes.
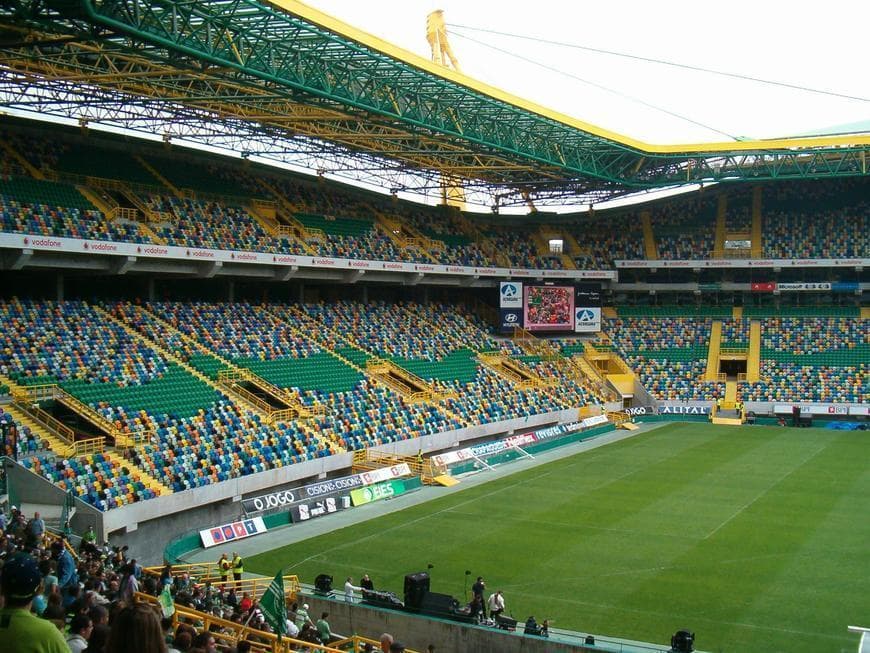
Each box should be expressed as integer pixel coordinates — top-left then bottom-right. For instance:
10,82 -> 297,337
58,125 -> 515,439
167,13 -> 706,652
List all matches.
523,285 -> 575,332
499,281 -> 602,334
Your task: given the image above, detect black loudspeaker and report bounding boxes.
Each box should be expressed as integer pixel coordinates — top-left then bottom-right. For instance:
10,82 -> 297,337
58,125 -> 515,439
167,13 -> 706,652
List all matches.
671,629 -> 694,653
419,591 -> 459,618
403,572 -> 430,609
585,635 -> 595,645
362,589 -> 404,609
314,573 -> 333,594
495,614 -> 517,631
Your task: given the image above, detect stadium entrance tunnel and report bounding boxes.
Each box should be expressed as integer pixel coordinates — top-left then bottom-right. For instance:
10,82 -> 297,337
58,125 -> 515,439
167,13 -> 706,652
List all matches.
719,358 -> 747,378
235,379 -> 293,411
43,398 -> 113,445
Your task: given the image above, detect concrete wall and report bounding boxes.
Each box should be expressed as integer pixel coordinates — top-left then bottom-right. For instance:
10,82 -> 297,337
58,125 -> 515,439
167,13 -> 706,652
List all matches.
301,594 -> 597,653
7,458 -> 103,537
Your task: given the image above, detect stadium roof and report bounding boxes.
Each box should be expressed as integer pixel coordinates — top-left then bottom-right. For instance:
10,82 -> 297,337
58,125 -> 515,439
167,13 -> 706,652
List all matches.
1,0 -> 869,208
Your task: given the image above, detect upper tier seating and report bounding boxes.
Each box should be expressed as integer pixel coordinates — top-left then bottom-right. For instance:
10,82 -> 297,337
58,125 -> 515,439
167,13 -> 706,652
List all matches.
0,176 -> 148,243
761,178 -> 869,259
485,228 -> 563,270
294,212 -> 410,262
725,193 -> 753,233
569,213 -> 645,269
652,197 -> 716,260
3,121 -> 868,267
55,145 -> 157,186
149,196 -> 284,253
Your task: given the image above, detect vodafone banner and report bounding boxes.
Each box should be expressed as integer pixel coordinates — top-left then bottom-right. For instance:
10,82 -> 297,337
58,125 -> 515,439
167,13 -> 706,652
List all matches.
0,233 -> 616,280
616,258 -> 868,269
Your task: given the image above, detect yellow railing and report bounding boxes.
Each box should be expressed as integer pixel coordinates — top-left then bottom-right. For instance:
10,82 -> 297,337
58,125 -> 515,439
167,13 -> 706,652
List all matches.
54,387 -> 123,439
73,437 -> 105,456
141,565 -> 300,600
134,590 -> 358,653
114,206 -> 139,221
12,391 -> 76,443
252,198 -> 279,212
720,347 -> 748,355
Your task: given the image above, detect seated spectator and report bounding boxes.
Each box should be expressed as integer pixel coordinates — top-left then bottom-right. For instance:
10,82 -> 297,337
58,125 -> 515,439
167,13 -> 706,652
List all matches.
66,613 -> 94,653
105,602 -> 168,653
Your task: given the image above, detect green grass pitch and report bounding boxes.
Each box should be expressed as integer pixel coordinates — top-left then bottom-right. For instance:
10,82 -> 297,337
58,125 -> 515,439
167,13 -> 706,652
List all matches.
246,423 -> 870,652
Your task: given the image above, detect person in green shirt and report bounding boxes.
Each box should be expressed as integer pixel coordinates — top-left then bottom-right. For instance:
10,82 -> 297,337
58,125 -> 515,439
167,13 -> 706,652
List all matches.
82,525 -> 97,545
0,553 -> 70,653
316,612 -> 333,644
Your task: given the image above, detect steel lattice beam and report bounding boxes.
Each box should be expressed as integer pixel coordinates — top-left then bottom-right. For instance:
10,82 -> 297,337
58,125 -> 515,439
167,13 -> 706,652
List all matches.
0,0 -> 868,209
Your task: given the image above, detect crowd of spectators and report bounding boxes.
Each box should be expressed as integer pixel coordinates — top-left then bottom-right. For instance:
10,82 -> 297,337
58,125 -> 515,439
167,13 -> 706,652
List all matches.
0,505 -> 330,652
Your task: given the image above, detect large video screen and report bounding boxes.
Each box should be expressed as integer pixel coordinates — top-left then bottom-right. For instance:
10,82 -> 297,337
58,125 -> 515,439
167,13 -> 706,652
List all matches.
523,285 -> 575,332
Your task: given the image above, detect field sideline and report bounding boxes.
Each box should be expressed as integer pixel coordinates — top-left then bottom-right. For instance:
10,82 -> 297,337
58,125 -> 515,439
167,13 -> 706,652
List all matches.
246,423 -> 870,652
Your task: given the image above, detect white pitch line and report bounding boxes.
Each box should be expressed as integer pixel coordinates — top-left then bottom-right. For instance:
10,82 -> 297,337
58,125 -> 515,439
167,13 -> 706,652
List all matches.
703,441 -> 828,540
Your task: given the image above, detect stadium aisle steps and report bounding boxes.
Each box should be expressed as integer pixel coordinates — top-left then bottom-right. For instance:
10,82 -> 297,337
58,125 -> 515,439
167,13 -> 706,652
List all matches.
641,210 -> 658,259
0,139 -> 44,179
747,321 -> 762,382
705,321 -> 722,380
751,186 -> 763,257
371,210 -> 440,263
3,403 -> 75,459
262,305 -> 368,373
101,448 -> 172,496
133,155 -> 183,198
101,304 -> 280,424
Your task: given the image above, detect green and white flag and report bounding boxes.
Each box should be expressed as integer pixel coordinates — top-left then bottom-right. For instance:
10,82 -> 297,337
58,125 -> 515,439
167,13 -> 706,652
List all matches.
260,571 -> 287,639
158,584 -> 175,618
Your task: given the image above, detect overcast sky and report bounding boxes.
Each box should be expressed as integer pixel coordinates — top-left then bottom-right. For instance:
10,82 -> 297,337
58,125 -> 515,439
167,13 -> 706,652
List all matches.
306,0 -> 870,145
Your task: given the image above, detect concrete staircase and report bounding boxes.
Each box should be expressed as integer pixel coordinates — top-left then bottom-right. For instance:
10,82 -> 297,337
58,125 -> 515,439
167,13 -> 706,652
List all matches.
751,186 -> 763,258
705,321 -> 723,381
101,449 -> 172,496
640,210 -> 658,260
713,196 -> 727,259
134,155 -> 183,199
747,321 -> 761,382
4,403 -> 75,459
